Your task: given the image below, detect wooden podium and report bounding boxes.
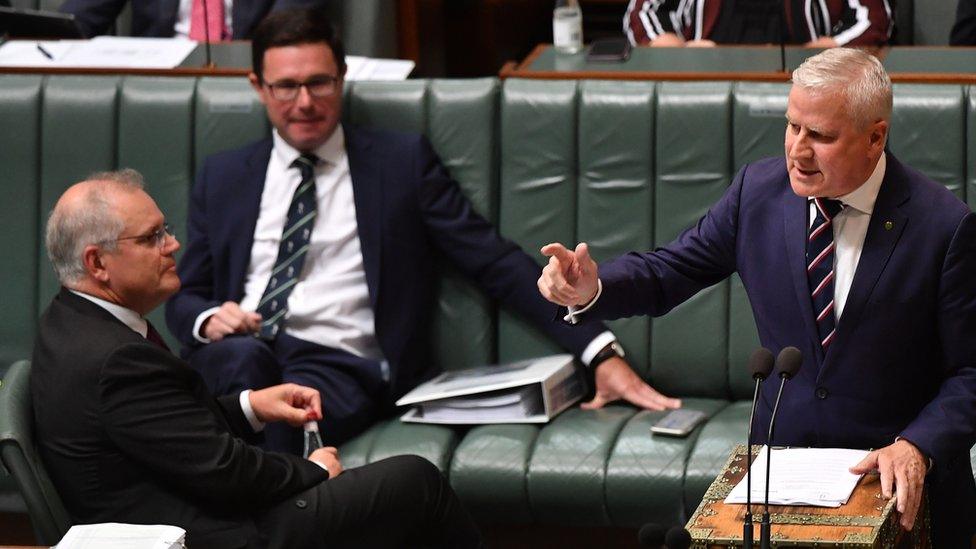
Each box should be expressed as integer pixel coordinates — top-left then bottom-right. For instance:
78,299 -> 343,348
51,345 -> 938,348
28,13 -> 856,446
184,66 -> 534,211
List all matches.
686,446 -> 929,548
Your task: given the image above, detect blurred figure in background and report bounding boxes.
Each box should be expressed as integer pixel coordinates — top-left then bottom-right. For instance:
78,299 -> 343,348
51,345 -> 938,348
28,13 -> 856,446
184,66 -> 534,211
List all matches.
624,0 -> 891,48
951,0 -> 976,45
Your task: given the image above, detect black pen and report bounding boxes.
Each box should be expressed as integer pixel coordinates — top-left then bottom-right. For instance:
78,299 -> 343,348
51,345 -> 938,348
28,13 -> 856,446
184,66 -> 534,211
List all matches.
36,43 -> 54,60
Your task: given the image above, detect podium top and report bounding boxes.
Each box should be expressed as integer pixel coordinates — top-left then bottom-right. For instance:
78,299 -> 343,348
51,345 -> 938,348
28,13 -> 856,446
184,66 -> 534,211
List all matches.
686,445 -> 929,548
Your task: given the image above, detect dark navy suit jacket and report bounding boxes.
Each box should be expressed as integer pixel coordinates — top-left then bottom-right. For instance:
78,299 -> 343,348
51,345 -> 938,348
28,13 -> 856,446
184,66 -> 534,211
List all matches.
165,127 -> 605,399
590,155 -> 976,543
60,0 -> 321,39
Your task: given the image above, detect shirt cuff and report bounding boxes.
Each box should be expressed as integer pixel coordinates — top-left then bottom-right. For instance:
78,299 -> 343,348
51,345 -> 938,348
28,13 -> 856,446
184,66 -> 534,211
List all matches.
192,306 -> 222,344
310,460 -> 331,476
564,279 -> 602,325
239,390 -> 265,433
580,331 -> 617,366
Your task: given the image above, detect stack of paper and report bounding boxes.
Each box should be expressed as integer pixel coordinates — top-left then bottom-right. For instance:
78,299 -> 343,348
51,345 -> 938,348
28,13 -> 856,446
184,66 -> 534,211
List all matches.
0,37 -> 196,69
56,523 -> 185,549
724,446 -> 870,507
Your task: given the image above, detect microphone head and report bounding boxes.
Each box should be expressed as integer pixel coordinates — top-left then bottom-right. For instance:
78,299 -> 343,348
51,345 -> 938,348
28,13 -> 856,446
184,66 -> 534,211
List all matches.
637,523 -> 666,547
665,526 -> 693,549
748,347 -> 775,380
774,346 -> 802,379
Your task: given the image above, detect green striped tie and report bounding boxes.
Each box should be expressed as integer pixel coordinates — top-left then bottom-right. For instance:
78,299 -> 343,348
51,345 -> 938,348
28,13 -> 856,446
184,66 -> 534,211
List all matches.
256,153 -> 319,340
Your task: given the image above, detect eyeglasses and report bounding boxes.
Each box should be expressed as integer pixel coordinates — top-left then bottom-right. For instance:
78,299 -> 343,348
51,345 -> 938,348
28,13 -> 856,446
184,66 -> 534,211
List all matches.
112,223 -> 174,250
263,75 -> 341,101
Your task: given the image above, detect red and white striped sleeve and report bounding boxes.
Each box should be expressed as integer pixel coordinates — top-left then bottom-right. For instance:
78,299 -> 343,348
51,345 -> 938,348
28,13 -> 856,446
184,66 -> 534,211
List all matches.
828,0 -> 893,46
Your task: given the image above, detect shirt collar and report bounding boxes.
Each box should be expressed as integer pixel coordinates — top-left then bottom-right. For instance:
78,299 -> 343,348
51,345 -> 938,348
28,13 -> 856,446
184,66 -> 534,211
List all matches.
834,152 -> 886,216
69,290 -> 148,337
271,124 -> 345,169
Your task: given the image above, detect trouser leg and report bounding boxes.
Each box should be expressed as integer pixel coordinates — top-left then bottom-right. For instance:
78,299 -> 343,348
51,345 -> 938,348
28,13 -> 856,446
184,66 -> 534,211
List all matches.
313,455 -> 483,548
186,335 -> 281,395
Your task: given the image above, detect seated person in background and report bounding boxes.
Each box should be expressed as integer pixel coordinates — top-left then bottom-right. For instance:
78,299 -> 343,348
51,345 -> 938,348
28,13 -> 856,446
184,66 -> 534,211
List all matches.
165,6 -> 679,454
32,170 -> 483,549
624,0 -> 891,48
951,0 -> 976,45
59,0 -> 324,39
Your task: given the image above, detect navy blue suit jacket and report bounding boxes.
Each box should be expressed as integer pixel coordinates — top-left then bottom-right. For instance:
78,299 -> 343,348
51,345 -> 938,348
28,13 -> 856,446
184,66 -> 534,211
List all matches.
165,127 -> 605,399
590,155 -> 976,543
60,0 -> 322,39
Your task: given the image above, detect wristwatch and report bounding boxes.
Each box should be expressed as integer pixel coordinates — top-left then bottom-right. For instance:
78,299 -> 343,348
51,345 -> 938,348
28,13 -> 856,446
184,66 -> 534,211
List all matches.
589,340 -> 625,369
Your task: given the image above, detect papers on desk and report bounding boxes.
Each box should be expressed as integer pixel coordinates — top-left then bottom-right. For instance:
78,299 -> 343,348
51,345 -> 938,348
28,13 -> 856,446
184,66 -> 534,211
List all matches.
397,354 -> 582,424
345,55 -> 415,81
724,446 -> 870,507
56,523 -> 185,549
0,36 -> 196,69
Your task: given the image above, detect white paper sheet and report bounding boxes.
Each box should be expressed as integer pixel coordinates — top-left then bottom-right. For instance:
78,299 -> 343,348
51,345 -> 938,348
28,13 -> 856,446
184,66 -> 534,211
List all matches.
725,446 -> 870,507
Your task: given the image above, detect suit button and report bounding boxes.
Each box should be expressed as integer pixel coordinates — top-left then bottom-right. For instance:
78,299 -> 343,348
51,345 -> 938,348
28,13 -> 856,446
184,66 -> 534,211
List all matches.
815,387 -> 828,400
295,499 -> 307,509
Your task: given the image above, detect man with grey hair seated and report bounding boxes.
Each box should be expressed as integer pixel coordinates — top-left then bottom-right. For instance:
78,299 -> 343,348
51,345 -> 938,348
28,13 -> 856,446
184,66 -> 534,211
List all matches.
31,169 -> 483,548
539,47 -> 976,546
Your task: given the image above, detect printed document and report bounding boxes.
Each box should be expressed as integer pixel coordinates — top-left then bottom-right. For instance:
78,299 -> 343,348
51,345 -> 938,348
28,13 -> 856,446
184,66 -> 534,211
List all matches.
725,446 -> 869,507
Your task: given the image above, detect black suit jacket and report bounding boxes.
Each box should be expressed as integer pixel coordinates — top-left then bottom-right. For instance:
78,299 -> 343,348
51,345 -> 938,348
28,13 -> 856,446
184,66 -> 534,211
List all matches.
32,288 -> 329,548
59,0 -> 323,39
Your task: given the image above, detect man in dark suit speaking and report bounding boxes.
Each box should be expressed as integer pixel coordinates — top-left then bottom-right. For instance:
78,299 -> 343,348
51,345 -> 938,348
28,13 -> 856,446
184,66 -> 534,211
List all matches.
538,48 -> 976,546
32,171 -> 482,548
165,6 -> 677,453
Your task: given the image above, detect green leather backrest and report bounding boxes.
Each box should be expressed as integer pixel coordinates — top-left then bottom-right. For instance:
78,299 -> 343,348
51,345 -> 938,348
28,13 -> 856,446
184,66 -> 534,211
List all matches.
0,76 -> 42,366
1,76 -> 973,399
346,79 -> 500,371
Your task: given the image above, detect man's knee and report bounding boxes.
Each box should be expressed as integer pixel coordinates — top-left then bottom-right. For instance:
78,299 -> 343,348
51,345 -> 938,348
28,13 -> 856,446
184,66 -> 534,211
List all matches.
188,335 -> 281,393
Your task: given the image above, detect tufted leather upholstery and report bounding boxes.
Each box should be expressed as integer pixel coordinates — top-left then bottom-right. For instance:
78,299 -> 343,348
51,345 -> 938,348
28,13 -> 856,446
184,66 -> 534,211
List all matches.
1,75 -> 974,526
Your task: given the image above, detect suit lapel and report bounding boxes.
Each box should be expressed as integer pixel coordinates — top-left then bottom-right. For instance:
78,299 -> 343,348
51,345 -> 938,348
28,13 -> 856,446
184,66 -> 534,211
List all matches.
228,139 -> 272,300
345,127 -> 383,309
783,186 -> 824,362
823,156 -> 910,370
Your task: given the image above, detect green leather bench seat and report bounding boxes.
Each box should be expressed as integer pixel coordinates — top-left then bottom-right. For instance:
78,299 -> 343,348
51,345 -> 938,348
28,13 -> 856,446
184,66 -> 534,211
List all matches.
1,75 -> 974,527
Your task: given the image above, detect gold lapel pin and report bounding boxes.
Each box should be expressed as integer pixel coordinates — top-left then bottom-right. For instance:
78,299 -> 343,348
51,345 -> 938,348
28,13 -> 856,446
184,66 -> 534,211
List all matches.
884,221 -> 893,230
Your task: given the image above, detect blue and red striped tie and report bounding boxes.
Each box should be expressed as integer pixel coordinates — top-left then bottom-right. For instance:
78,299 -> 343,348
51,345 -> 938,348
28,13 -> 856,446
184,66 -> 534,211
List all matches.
807,198 -> 844,350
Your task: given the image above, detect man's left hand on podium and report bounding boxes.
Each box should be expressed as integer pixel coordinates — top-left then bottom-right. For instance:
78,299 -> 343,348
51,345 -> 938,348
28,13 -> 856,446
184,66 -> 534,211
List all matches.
849,439 -> 928,531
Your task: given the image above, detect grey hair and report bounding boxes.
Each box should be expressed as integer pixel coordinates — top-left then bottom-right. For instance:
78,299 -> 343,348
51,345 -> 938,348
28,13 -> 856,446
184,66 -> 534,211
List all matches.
791,48 -> 892,129
45,169 -> 145,285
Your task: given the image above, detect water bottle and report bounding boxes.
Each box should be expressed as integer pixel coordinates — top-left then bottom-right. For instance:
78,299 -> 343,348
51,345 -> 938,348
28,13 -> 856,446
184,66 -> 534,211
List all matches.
553,0 -> 583,54
302,421 -> 323,458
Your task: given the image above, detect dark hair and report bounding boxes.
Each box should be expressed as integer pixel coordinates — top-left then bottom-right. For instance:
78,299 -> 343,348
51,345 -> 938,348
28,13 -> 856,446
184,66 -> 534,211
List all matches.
251,6 -> 346,81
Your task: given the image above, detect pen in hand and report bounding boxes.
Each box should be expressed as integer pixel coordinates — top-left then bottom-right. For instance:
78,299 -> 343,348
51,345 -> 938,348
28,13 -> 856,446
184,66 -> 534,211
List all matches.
36,43 -> 54,60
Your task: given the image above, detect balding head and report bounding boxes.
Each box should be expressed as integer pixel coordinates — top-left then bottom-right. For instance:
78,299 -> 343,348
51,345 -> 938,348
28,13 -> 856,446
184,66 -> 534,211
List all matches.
46,170 -> 144,287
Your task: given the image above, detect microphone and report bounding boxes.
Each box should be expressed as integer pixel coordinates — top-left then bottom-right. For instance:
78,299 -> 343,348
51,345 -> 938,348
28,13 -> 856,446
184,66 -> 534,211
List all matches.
637,523 -> 666,547
743,348 -> 774,549
201,0 -> 213,68
664,526 -> 692,549
759,346 -> 802,549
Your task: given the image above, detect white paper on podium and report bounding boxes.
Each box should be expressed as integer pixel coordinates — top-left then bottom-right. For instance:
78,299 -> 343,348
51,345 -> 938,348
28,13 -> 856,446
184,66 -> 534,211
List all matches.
56,522 -> 185,549
724,446 -> 869,507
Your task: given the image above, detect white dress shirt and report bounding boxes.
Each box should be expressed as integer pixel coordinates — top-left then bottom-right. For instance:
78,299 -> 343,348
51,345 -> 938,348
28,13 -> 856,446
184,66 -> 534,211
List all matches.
812,153 -> 886,320
194,126 -> 383,362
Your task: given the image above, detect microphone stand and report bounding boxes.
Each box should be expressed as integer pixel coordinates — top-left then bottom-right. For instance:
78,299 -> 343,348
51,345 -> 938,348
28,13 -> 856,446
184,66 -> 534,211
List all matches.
760,372 -> 789,549
743,376 -> 763,549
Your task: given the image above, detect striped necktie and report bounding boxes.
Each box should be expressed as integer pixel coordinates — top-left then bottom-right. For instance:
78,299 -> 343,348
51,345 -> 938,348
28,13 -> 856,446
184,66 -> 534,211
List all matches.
807,197 -> 845,350
256,153 -> 319,340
